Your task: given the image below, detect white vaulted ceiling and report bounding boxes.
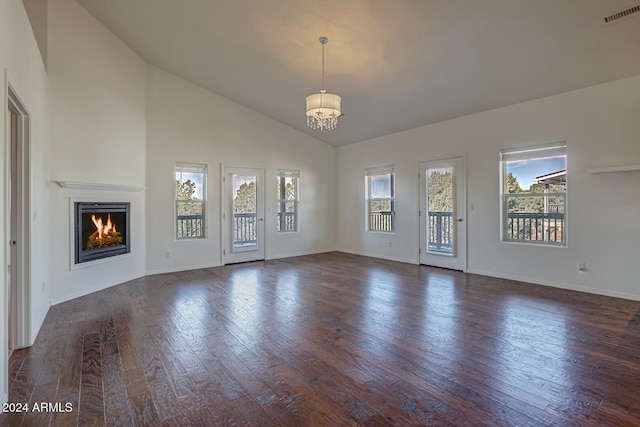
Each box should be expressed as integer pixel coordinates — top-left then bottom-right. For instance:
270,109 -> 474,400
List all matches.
75,0 -> 640,146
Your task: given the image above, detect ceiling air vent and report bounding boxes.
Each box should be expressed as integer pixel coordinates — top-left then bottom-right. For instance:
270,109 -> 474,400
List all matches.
604,4 -> 640,23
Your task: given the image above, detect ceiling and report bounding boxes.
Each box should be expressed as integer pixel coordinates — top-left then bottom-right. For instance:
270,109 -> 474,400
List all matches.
75,0 -> 640,146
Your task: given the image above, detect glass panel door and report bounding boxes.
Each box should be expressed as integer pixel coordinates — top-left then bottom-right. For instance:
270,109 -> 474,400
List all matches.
419,157 -> 466,271
232,174 -> 257,252
223,167 -> 265,264
426,166 -> 454,255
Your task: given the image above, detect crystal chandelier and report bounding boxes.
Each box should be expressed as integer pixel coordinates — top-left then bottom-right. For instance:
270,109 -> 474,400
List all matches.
306,36 -> 342,131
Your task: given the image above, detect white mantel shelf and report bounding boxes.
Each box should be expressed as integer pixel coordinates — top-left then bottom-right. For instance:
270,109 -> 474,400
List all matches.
54,181 -> 145,192
586,165 -> 640,174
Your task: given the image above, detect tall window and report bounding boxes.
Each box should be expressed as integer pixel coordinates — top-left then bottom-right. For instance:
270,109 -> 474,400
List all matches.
500,142 -> 566,245
175,163 -> 206,239
366,165 -> 395,232
277,170 -> 299,232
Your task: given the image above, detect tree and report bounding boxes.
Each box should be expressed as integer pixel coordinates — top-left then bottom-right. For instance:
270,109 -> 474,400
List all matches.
175,179 -> 202,217
276,178 -> 296,202
232,181 -> 257,243
506,172 -> 523,194
176,179 -> 197,200
504,174 -> 567,241
427,170 -> 453,212
234,181 -> 256,213
285,182 -> 295,200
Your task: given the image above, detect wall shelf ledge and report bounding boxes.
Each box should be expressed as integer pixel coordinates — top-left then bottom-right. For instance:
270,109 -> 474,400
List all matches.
54,181 -> 145,192
586,165 -> 640,174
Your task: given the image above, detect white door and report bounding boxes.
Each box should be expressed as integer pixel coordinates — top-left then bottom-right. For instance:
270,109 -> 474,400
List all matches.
7,85 -> 31,350
419,157 -> 466,270
9,104 -> 18,351
222,167 -> 265,264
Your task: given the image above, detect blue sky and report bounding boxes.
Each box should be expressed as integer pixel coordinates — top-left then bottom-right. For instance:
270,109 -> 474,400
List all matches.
371,175 -> 392,198
507,156 -> 566,189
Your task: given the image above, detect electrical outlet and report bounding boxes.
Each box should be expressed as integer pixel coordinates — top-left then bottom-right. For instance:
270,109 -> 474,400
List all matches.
577,262 -> 586,272
166,250 -> 172,258
388,241 -> 392,248
42,282 -> 46,292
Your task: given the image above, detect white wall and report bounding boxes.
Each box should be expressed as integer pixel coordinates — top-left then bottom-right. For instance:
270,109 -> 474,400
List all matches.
337,75 -> 640,301
2,0 -> 639,409
0,0 -> 49,406
145,67 -> 336,274
46,0 -> 147,304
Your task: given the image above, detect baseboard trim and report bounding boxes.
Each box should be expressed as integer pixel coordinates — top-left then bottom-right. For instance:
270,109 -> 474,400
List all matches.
334,248 -> 419,266
50,252 -> 640,309
146,262 -> 222,276
467,268 -> 640,302
29,303 -> 50,347
266,248 -> 336,261
146,249 -> 338,275
50,272 -> 146,306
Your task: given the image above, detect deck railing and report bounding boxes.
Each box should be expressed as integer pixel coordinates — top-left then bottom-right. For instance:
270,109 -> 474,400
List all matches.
234,212 -> 297,244
428,212 -> 454,252
233,213 -> 257,245
277,212 -> 297,232
180,210 -> 564,245
178,212 -> 297,242
506,212 -> 564,243
369,211 -> 393,232
426,210 -> 564,248
177,214 -> 203,238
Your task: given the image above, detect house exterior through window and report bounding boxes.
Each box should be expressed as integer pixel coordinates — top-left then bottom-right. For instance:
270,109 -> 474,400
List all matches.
366,165 -> 395,232
277,170 -> 299,232
500,142 -> 567,245
175,162 -> 207,239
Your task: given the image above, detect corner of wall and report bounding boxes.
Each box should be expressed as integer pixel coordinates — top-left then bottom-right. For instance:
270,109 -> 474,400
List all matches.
22,0 -> 48,70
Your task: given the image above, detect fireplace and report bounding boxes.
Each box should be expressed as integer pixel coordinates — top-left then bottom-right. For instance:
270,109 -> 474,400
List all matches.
75,202 -> 130,264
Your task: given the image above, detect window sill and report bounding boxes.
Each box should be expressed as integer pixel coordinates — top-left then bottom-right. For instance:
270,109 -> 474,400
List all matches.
501,239 -> 566,248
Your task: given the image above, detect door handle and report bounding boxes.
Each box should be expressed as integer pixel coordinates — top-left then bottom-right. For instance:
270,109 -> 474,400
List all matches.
457,218 -> 464,222
10,240 -> 16,246
259,218 -> 264,221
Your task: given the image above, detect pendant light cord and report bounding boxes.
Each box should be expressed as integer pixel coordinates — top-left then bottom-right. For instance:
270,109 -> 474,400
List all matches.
322,42 -> 324,90
321,37 -> 327,92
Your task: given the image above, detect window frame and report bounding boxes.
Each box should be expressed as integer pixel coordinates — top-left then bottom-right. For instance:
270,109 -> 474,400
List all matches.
366,165 -> 395,233
276,170 -> 299,232
499,142 -> 567,246
175,162 -> 207,240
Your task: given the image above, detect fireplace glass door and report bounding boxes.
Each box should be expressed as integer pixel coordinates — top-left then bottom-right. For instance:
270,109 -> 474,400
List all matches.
75,202 -> 130,264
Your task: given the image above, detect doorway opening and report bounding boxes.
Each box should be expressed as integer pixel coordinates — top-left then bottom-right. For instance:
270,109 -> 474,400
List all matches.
7,85 -> 31,352
419,156 -> 467,271
222,166 -> 265,264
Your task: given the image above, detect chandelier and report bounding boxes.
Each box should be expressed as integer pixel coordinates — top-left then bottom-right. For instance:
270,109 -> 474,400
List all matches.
306,36 -> 342,131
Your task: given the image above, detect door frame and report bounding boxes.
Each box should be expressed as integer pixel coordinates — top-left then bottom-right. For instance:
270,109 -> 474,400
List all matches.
5,78 -> 31,351
220,165 -> 266,265
418,155 -> 467,271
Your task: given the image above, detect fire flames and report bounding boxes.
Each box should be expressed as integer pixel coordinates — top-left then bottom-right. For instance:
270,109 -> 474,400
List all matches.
92,213 -> 117,239
87,213 -> 123,249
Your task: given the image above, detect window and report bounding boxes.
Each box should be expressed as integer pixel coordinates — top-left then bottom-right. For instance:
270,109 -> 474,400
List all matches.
500,142 -> 566,245
366,165 -> 395,232
277,170 -> 299,232
175,163 -> 206,239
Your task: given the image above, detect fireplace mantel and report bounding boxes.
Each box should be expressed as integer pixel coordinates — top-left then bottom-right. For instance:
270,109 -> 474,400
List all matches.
55,181 -> 145,192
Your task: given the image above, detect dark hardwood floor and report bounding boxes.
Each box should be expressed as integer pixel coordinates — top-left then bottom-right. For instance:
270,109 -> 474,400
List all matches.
2,252 -> 640,426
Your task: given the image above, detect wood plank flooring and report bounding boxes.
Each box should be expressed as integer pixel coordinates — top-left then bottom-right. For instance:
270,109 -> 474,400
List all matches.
2,252 -> 640,426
